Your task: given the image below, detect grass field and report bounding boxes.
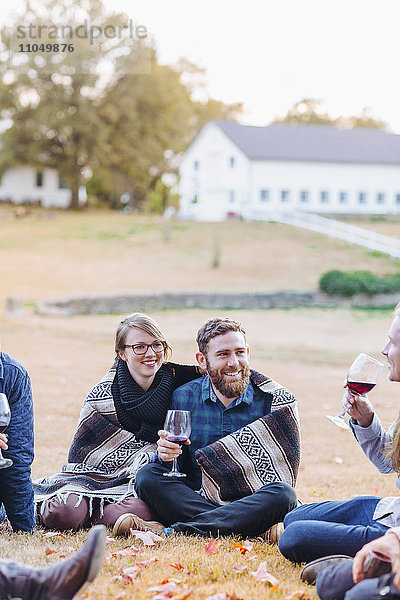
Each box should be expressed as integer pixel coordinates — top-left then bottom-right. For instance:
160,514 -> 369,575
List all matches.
1,211 -> 400,599
1,209 -> 399,306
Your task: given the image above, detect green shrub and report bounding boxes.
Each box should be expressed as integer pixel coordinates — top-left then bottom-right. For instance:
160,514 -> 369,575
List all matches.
319,269 -> 400,297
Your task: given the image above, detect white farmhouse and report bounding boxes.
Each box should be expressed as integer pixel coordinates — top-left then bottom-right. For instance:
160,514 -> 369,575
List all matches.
0,166 -> 72,208
178,121 -> 400,221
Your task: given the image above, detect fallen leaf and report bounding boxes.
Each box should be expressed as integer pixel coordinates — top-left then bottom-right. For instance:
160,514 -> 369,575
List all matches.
147,580 -> 194,600
136,557 -> 158,567
41,532 -> 67,539
131,530 -> 164,546
170,563 -> 190,574
205,538 -> 222,555
148,582 -> 181,594
107,536 -> 117,542
113,565 -> 141,583
230,541 -> 253,555
111,546 -> 142,558
232,564 -> 247,573
44,547 -> 57,556
251,562 -> 280,587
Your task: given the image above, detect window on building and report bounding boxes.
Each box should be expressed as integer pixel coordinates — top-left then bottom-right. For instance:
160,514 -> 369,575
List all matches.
299,190 -> 309,203
36,171 -> 43,187
280,190 -> 290,202
320,190 -> 329,203
229,156 -> 235,168
59,178 -> 68,189
338,191 -> 348,203
358,192 -> 367,204
376,192 -> 385,204
193,160 -> 199,171
229,190 -> 235,203
395,193 -> 400,205
259,189 -> 270,202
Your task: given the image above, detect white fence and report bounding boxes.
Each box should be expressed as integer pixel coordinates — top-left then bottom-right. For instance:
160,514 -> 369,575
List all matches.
252,211 -> 400,259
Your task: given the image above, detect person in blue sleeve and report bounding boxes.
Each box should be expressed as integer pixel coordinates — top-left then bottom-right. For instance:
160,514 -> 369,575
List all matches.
0,349 -> 35,532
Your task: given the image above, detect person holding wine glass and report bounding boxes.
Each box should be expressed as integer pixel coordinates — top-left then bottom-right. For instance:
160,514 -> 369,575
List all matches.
0,346 -> 35,532
115,317 -> 300,539
34,313 -> 202,532
278,302 -> 400,567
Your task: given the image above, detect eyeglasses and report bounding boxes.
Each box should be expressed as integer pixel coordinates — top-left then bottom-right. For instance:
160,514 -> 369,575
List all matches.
124,341 -> 166,355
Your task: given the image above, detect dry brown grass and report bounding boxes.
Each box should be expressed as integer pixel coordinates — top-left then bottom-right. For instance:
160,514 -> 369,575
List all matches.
0,208 -> 399,306
1,210 -> 400,599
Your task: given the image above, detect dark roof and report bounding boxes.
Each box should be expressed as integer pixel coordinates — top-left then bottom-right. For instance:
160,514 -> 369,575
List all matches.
214,121 -> 400,165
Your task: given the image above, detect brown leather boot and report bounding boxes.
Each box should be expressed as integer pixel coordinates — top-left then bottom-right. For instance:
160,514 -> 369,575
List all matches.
0,525 -> 106,599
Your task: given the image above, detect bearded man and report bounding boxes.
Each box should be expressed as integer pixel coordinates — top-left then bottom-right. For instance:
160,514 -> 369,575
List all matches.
113,317 -> 299,539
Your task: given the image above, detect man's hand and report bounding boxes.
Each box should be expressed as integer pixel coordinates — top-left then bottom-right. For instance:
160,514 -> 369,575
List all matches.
341,385 -> 374,428
353,532 -> 400,587
156,429 -> 191,463
0,433 -> 7,451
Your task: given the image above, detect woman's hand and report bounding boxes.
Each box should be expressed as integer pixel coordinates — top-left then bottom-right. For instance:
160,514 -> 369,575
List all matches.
0,433 -> 7,451
156,429 -> 191,463
341,385 -> 374,428
353,532 -> 400,587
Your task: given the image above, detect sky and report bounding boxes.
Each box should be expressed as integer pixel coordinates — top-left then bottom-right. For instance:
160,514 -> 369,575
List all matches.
2,0 -> 400,132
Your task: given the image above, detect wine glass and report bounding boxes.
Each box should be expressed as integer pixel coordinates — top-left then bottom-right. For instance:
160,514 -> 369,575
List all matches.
326,353 -> 383,431
0,393 -> 13,469
163,409 -> 191,478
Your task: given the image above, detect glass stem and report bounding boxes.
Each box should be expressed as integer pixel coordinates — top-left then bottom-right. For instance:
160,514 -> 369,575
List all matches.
339,407 -> 347,418
171,457 -> 178,474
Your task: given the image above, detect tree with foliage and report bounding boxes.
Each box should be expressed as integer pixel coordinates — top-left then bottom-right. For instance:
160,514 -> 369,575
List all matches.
92,60 -> 242,210
273,98 -> 388,130
0,1 -> 242,210
0,0 -> 149,208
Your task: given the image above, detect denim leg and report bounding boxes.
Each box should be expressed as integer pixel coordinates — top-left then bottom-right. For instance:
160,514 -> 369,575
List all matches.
136,463 -> 297,537
315,560 -> 355,600
279,520 -> 388,563
284,496 -> 382,528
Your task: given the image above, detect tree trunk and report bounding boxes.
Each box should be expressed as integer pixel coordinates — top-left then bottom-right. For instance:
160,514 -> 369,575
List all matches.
68,179 -> 81,210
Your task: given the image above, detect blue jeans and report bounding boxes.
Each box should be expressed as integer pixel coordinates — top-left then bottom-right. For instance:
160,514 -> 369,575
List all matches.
316,560 -> 400,600
135,462 -> 297,537
278,496 -> 389,563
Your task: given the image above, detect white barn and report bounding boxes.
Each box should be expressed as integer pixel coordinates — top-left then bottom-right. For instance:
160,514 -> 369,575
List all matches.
0,166 -> 72,208
178,121 -> 400,221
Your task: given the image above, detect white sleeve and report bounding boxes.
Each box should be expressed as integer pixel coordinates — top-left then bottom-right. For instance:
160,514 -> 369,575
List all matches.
350,414 -> 396,474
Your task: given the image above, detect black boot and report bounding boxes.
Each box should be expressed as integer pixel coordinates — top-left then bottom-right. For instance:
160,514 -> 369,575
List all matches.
0,525 -> 106,599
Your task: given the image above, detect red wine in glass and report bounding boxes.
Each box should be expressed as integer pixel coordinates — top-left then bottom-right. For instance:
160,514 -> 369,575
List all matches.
163,410 -> 191,478
166,435 -> 189,447
326,353 -> 383,431
0,393 -> 13,469
347,381 -> 376,396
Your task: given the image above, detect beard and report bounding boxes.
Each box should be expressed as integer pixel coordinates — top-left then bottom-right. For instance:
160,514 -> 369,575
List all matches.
206,361 -> 251,399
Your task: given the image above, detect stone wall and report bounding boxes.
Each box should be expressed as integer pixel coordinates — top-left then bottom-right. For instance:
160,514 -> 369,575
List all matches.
34,290 -> 400,316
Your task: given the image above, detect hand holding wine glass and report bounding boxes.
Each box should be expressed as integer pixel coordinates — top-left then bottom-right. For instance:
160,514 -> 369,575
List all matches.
326,353 -> 383,431
162,410 -> 191,478
0,393 -> 13,469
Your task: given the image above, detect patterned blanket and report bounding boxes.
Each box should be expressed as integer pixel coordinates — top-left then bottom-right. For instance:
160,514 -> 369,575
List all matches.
195,378 -> 300,506
33,364 -> 156,516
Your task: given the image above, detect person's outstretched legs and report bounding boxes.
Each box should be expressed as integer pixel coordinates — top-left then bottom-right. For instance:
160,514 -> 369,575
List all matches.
0,525 -> 106,599
136,462 -> 297,537
279,496 -> 388,562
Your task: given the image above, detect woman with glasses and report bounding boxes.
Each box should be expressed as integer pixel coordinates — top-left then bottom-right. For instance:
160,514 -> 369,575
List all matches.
33,313 -> 201,531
